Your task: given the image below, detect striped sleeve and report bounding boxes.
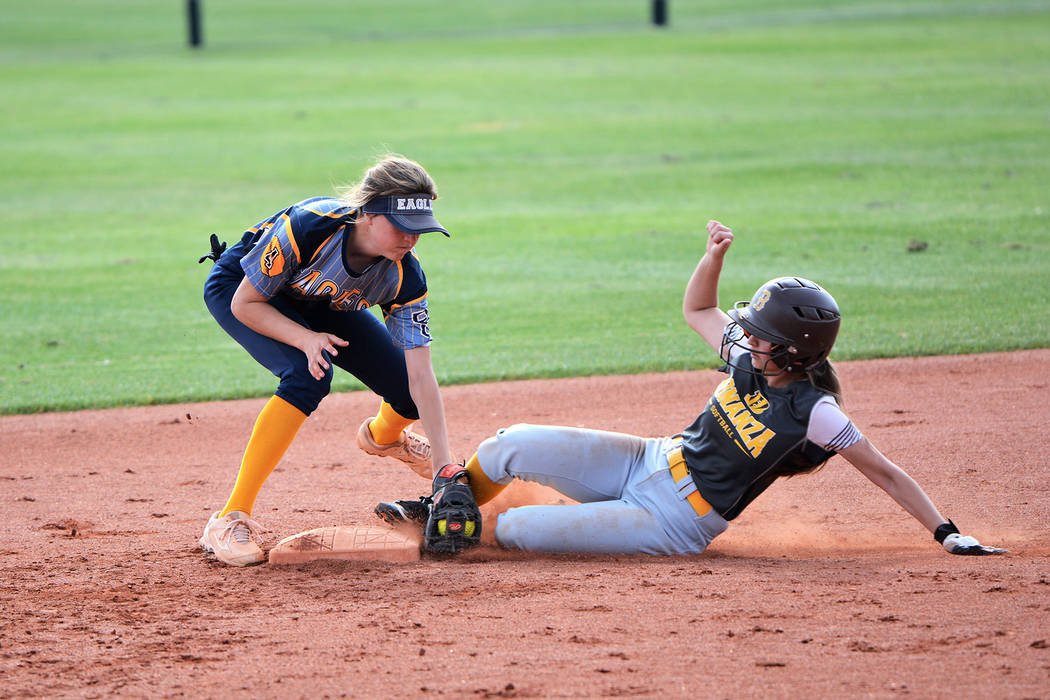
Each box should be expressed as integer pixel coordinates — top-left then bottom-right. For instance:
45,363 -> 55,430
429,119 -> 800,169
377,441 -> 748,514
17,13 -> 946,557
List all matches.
381,251 -> 431,349
239,198 -> 350,298
806,397 -> 863,452
240,212 -> 300,298
385,297 -> 432,350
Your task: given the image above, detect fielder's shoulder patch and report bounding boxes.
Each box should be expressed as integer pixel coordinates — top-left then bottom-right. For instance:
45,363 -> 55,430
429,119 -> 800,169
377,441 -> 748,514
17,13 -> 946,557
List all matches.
260,235 -> 286,277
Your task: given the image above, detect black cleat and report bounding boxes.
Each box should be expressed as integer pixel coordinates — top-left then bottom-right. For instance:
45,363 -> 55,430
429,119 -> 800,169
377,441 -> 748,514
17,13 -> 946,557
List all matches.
374,497 -> 431,526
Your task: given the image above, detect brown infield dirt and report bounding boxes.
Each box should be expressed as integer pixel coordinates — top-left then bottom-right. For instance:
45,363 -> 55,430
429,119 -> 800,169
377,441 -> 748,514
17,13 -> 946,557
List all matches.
1,349 -> 1048,699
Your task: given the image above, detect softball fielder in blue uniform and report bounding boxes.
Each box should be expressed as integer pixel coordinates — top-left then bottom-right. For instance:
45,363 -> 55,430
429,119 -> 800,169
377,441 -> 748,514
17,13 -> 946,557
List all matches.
199,156 -> 458,566
379,220 -> 1004,558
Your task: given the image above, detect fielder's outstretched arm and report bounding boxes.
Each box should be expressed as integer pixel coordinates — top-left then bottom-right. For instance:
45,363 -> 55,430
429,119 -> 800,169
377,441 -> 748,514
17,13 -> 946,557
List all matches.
405,345 -> 453,475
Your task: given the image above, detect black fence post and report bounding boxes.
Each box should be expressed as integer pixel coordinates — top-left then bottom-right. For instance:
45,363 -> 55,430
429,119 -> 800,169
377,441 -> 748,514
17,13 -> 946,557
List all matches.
652,0 -> 668,27
187,0 -> 203,47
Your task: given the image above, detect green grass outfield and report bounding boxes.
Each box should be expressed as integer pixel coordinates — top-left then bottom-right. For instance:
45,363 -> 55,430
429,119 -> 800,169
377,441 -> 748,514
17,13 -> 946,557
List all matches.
1,0 -> 1048,414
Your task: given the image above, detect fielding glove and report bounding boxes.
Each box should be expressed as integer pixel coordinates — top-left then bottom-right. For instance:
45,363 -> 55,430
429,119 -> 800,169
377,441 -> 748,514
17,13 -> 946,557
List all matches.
423,463 -> 482,555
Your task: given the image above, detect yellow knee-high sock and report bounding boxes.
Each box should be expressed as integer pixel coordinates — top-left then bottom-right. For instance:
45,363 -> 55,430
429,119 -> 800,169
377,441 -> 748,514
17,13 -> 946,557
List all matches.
368,401 -> 414,444
464,453 -> 507,506
221,395 -> 307,517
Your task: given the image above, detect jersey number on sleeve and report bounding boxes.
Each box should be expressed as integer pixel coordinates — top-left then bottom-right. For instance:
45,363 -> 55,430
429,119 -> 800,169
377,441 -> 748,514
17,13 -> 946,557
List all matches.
412,309 -> 432,340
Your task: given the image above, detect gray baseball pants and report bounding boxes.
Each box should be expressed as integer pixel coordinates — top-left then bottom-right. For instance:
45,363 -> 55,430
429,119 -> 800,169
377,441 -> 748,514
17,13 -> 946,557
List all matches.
477,424 -> 729,555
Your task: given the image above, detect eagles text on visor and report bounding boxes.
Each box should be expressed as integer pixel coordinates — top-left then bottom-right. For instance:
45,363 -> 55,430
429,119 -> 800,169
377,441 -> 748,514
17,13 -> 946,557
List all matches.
362,194 -> 450,237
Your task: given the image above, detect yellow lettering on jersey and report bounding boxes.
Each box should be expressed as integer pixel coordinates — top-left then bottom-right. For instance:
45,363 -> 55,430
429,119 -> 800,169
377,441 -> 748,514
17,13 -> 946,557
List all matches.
710,404 -> 731,437
713,376 -> 777,458
744,390 -> 769,414
736,418 -> 765,440
711,404 -> 751,456
261,235 -> 285,276
713,377 -> 736,404
726,404 -> 770,456
723,399 -> 748,426
744,428 -> 775,455
290,270 -> 320,295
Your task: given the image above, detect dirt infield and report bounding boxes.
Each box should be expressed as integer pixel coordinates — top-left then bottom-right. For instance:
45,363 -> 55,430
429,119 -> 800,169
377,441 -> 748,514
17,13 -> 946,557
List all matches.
2,350 -> 1048,698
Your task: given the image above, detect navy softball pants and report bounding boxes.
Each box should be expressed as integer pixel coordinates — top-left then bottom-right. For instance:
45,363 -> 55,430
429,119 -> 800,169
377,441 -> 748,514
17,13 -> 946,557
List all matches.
203,255 -> 418,419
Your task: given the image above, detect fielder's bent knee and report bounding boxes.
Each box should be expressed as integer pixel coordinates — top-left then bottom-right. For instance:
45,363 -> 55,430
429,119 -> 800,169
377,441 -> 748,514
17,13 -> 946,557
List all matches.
276,371 -> 332,417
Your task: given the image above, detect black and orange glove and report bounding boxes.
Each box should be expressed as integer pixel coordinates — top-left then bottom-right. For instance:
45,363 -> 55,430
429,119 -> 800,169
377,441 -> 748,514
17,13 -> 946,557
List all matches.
423,463 -> 482,555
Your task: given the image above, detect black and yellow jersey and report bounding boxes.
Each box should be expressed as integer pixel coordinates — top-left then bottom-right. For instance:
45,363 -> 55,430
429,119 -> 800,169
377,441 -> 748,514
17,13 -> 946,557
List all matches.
681,352 -> 837,520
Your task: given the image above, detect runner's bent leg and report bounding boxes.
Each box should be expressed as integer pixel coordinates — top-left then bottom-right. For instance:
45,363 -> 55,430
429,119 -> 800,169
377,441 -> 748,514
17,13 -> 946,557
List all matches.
477,424 -> 727,555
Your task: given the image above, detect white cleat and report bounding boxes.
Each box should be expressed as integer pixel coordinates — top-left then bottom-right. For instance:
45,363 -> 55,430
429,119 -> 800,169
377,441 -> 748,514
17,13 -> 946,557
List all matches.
199,510 -> 268,566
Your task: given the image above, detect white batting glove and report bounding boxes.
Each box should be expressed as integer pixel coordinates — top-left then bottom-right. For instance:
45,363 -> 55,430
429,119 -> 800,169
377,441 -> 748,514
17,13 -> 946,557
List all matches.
935,520 -> 1007,555
942,533 -> 1007,556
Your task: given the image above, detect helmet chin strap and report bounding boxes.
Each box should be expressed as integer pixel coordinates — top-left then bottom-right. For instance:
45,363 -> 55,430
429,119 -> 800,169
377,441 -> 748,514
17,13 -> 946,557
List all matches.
750,346 -> 811,381
757,347 -> 791,378
731,341 -> 792,379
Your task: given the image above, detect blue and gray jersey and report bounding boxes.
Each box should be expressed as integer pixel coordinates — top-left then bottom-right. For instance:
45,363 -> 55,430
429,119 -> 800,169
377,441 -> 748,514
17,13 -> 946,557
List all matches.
238,196 -> 432,350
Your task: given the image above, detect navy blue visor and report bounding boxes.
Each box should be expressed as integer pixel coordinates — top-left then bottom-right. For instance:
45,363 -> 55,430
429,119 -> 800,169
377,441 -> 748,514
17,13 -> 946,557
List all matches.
361,193 -> 449,237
